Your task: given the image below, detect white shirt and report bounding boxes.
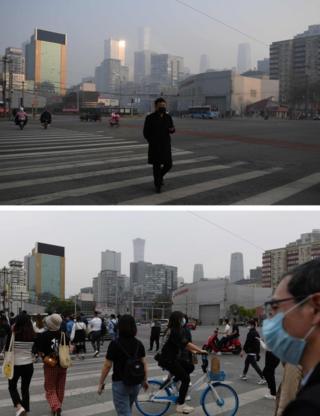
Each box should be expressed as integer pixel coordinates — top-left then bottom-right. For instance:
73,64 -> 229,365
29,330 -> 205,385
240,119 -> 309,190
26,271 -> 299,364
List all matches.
89,317 -> 102,332
14,341 -> 34,366
70,321 -> 86,341
224,324 -> 231,336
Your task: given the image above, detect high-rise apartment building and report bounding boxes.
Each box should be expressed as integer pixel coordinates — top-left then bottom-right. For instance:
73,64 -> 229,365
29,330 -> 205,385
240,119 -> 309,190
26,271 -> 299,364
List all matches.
193,264 -> 204,283
230,253 -> 244,283
237,43 -> 252,74
104,39 -> 126,65
295,25 -> 320,38
262,230 -> 320,288
133,238 -> 145,262
24,28 -> 67,95
25,242 -> 65,299
270,28 -> 320,104
3,48 -> 25,90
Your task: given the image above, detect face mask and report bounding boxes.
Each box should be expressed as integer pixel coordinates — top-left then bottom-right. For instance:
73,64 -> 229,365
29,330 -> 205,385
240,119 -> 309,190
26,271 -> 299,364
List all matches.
158,107 -> 166,114
262,296 -> 315,365
181,318 -> 186,327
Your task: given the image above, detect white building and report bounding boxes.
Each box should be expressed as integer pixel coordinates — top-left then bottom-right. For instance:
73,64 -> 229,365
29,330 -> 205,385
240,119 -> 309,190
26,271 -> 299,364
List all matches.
104,39 -> 126,66
178,70 -> 279,116
172,279 -> 272,325
230,253 -> 244,283
237,43 -> 252,74
138,27 -> 151,51
133,238 -> 145,262
101,250 -> 121,274
193,264 -> 204,283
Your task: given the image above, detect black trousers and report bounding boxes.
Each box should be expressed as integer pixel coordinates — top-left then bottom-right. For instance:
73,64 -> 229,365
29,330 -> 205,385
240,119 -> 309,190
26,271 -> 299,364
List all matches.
8,363 -> 34,411
164,360 -> 191,405
90,331 -> 101,352
263,351 -> 280,396
243,354 -> 264,378
149,334 -> 160,351
153,162 -> 172,187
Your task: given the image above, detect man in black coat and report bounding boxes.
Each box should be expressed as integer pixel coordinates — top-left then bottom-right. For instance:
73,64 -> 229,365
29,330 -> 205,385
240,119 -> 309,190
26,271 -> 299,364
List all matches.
143,98 -> 175,193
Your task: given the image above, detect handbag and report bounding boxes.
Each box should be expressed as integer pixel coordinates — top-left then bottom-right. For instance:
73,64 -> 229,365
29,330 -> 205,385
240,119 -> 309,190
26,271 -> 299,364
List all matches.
59,332 -> 71,369
43,355 -> 58,367
2,333 -> 14,380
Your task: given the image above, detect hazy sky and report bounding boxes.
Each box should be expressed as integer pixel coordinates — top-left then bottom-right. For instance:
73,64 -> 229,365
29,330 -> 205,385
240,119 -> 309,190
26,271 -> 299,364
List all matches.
1,0 -> 319,84
0,210 -> 319,297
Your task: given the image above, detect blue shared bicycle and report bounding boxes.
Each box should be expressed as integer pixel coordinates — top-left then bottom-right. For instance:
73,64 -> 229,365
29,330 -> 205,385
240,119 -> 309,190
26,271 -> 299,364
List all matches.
135,354 -> 239,416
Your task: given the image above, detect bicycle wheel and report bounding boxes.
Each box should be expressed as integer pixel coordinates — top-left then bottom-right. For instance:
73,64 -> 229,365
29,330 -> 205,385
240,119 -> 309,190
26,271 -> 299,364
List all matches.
201,382 -> 239,416
135,379 -> 171,416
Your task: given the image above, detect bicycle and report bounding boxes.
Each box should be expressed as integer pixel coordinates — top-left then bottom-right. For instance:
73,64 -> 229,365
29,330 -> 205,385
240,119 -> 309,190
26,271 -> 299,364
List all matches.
135,354 -> 239,416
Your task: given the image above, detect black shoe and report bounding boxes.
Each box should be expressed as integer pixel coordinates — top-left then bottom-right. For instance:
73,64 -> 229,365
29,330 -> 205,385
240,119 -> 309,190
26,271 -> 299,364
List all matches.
155,185 -> 161,193
56,409 -> 62,416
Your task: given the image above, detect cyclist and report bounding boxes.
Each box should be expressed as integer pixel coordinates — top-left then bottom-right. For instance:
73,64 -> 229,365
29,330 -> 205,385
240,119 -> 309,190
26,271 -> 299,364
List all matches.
156,311 -> 207,414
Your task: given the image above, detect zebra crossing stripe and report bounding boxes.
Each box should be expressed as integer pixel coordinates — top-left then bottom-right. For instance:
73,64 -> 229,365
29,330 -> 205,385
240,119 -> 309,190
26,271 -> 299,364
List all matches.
0,140 -> 138,154
40,387 -> 267,416
2,162 -> 249,205
0,157 -> 219,191
0,143 -> 148,160
121,167 -> 282,205
0,151 -> 192,176
0,137 -> 119,145
233,172 -> 320,205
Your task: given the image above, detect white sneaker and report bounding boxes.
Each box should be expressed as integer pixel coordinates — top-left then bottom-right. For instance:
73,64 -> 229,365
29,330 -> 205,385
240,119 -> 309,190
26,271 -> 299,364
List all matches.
176,404 -> 194,414
240,375 -> 248,380
264,393 -> 276,400
16,407 -> 26,416
216,352 -> 222,356
258,379 -> 267,385
185,395 -> 191,401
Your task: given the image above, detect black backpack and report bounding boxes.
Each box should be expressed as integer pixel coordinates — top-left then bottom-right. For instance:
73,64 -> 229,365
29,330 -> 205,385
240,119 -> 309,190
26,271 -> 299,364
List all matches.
117,340 -> 145,386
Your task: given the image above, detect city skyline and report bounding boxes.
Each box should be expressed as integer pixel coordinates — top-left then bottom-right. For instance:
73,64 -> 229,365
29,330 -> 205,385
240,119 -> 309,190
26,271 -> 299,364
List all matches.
0,210 -> 319,297
1,0 -> 319,85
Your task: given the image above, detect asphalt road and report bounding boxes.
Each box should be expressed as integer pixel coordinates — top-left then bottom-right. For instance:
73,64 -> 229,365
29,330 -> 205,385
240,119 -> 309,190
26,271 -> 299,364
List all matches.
0,325 -> 281,416
0,116 -> 319,205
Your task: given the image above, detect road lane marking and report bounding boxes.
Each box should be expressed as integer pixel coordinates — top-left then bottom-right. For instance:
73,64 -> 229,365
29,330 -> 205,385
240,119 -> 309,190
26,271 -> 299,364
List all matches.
234,172 -> 320,205
0,151 -> 192,176
2,162 -> 249,205
121,167 -> 282,205
0,157 -> 219,190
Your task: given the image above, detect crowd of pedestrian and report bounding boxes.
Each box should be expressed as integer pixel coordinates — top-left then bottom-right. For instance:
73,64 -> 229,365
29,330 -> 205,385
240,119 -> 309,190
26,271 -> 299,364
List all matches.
1,259 -> 320,416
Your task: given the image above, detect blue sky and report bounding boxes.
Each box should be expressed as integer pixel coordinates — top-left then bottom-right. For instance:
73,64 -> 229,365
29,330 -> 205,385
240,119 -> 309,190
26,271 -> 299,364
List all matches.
1,0 -> 319,84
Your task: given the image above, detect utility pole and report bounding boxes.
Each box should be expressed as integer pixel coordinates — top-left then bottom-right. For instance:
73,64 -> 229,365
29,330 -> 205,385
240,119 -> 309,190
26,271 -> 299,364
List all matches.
2,57 -> 7,117
21,81 -> 25,107
74,295 -> 77,317
8,65 -> 13,118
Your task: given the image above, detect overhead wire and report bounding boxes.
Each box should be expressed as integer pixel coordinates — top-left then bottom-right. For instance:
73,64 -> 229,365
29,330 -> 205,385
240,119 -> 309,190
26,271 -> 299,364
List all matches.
187,211 -> 266,252
175,0 -> 269,47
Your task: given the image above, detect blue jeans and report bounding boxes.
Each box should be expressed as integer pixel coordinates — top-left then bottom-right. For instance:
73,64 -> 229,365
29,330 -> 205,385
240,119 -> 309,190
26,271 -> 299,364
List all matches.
112,381 -> 140,416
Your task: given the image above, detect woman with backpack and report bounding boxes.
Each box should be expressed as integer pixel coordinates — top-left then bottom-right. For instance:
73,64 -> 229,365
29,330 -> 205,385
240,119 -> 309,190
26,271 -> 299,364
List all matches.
35,313 -> 70,416
97,314 -> 148,416
70,315 -> 86,359
156,311 -> 208,414
6,313 -> 36,416
240,319 -> 266,384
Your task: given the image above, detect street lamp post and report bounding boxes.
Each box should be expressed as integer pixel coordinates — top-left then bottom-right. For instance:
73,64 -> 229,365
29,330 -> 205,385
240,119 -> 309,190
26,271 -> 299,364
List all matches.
1,266 -> 9,312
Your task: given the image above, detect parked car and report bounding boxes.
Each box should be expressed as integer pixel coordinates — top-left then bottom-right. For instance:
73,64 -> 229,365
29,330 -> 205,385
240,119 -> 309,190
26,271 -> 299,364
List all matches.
80,112 -> 102,122
313,114 -> 320,120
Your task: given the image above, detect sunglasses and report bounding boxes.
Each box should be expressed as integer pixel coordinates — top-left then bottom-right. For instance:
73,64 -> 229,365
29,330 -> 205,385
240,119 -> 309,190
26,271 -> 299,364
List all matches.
264,296 -> 307,315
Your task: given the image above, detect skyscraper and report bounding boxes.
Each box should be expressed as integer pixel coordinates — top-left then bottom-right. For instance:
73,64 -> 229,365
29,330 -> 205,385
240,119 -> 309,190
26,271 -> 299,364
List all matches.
24,28 -> 67,95
133,238 -> 145,262
199,54 -> 210,73
101,250 -> 121,274
134,50 -> 153,84
25,242 -> 65,299
104,39 -> 126,65
230,253 -> 244,283
237,43 -> 252,74
151,54 -> 184,86
138,27 -> 151,51
193,264 -> 204,282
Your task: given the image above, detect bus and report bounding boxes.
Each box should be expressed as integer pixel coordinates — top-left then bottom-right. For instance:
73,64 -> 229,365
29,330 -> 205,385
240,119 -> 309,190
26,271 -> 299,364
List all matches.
188,106 -> 219,119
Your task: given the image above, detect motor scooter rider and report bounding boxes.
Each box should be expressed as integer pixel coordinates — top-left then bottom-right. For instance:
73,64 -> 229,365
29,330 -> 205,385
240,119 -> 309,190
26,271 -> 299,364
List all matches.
15,107 -> 28,125
40,108 -> 52,125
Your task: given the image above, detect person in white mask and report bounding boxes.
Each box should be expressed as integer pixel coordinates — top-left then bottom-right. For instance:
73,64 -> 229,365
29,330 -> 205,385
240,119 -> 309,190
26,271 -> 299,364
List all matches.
262,259 -> 320,416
